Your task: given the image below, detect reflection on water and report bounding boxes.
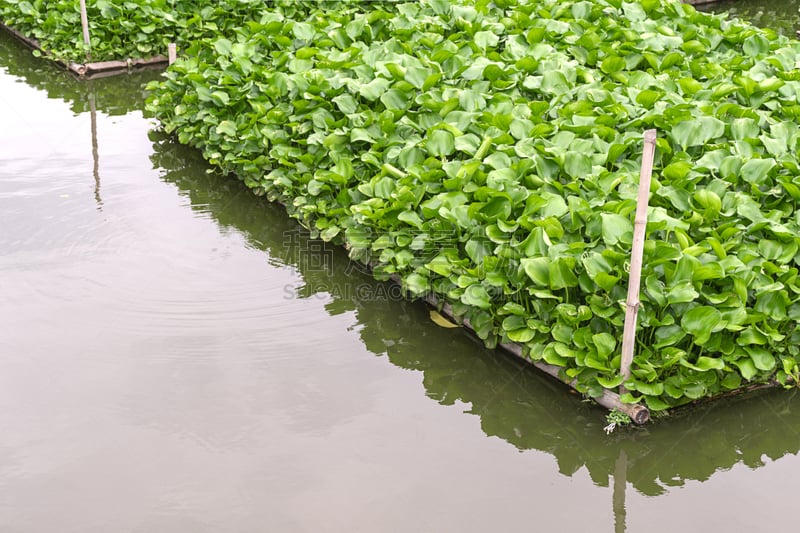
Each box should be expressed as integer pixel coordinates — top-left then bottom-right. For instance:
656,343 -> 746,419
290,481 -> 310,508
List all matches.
0,29 -> 161,115
148,132 -> 800,498
3,13 -> 800,533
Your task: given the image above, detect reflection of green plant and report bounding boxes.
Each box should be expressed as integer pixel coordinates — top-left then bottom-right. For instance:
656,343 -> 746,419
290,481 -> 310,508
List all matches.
148,128 -> 800,498
604,409 -> 632,434
147,0 -> 800,411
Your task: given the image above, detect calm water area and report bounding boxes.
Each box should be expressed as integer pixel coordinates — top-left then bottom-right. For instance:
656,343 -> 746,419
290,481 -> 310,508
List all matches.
1,3 -> 800,531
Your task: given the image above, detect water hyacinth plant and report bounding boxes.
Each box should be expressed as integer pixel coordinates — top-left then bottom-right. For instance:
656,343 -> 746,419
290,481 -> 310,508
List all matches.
0,0 -> 336,62
11,0 -> 792,412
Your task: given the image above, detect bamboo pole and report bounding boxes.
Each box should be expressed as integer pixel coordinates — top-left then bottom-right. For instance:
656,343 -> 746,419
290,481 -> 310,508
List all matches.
168,43 -> 177,65
79,0 -> 91,60
619,129 -> 657,388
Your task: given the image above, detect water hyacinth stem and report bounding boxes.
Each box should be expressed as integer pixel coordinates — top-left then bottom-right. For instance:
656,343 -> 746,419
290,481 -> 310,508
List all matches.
620,129 -> 657,388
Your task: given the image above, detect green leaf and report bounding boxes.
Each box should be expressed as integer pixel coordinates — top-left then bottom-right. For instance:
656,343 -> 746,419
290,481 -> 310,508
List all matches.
666,281 -> 699,304
427,130 -> 455,157
216,120 -> 236,136
601,56 -> 626,74
644,395 -> 671,411
405,66 -> 433,90
730,118 -> 760,140
541,70 -> 571,95
210,91 -> 229,106
597,374 -> 625,389
654,325 -> 686,349
461,284 -> 492,309
380,89 -> 408,111
745,346 -> 776,371
293,22 -> 316,40
564,151 -> 592,178
631,381 -> 664,396
680,306 -> 723,345
636,89 -> 662,107
681,356 -> 725,372
521,257 -> 550,287
671,116 -> 726,150
398,210 -> 424,229
333,94 -> 358,114
351,128 -> 376,144
743,34 -> 769,56
214,38 -> 232,56
425,255 -> 452,276
549,257 -> 578,290
359,78 -> 391,101
739,158 -> 776,185
404,273 -> 429,295
474,30 -> 499,49
593,333 -> 616,360
693,190 -> 721,213
734,358 -> 758,380
600,213 -> 632,246
507,327 -> 536,343
542,344 -> 569,366
480,196 -> 512,221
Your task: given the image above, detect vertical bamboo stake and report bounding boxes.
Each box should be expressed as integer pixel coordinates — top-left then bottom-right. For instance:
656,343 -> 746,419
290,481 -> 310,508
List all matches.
168,43 -> 177,65
619,129 -> 657,387
79,0 -> 91,60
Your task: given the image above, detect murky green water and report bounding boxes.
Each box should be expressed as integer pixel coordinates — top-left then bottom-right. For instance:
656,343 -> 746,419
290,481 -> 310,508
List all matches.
1,13 -> 799,532
698,0 -> 800,36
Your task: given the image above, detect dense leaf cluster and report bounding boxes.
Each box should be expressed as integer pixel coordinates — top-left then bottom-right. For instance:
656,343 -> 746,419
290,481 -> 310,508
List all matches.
0,0 -> 344,62
142,0 -> 800,409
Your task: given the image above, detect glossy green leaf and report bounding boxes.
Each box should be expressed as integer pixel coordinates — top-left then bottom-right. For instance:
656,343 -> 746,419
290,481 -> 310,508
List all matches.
600,213 -> 632,246
671,117 -> 726,150
681,306 -> 723,345
564,151 -> 592,178
739,158 -> 776,185
427,130 -> 455,157
745,346 -> 776,371
521,257 -> 550,287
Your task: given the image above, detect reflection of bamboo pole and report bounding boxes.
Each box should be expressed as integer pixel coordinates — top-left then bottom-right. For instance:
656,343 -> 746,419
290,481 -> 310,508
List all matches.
79,0 -> 91,60
89,89 -> 102,209
613,449 -> 628,533
620,130 -> 657,387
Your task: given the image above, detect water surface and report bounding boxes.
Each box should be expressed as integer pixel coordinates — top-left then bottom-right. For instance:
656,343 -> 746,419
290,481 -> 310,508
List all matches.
699,0 -> 800,36
1,18 -> 798,533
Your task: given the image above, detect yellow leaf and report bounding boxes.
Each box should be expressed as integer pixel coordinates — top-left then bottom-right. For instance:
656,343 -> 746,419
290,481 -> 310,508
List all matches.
430,309 -> 460,329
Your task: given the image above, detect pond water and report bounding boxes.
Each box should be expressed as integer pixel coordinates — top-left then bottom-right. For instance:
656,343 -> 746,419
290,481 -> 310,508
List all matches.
698,0 -> 800,36
1,9 -> 799,533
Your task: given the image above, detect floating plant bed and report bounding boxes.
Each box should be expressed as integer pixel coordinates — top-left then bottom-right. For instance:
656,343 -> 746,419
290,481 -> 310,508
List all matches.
144,0 -> 800,423
0,22 -> 167,79
0,1 -> 310,79
12,0 -> 800,423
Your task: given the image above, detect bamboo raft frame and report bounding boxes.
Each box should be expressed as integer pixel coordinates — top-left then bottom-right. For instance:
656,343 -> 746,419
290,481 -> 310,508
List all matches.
0,22 -> 168,79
